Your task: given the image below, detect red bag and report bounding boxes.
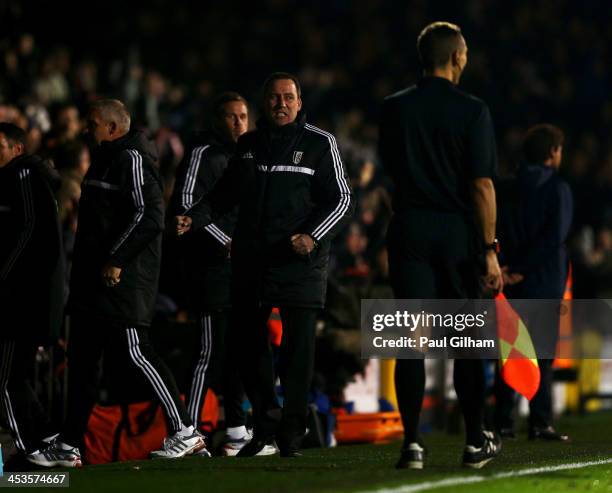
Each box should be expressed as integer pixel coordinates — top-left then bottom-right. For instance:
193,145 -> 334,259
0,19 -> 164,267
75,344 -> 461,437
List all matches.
84,392 -> 219,464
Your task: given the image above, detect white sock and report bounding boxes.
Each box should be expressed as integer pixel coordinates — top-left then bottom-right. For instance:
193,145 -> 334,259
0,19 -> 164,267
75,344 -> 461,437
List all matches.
226,426 -> 247,440
177,425 -> 195,437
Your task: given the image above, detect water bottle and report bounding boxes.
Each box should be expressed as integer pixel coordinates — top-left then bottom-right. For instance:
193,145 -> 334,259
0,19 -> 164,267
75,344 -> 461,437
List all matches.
0,442 -> 4,477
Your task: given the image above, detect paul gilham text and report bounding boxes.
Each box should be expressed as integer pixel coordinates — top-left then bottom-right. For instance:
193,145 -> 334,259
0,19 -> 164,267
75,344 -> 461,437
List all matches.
372,336 -> 495,349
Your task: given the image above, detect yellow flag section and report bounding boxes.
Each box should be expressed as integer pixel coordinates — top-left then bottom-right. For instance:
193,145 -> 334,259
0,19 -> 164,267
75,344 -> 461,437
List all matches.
495,292 -> 541,400
554,265 -> 573,370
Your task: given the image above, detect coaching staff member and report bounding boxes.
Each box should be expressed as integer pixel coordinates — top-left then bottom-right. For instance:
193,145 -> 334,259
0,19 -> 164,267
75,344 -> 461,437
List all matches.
177,73 -> 354,457
28,100 -> 206,468
379,22 -> 503,469
494,124 -> 572,441
172,92 -> 274,456
0,123 -> 63,467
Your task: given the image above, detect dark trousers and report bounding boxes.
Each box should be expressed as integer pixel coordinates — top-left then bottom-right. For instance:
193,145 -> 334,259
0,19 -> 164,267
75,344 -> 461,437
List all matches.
60,315 -> 191,447
186,309 -> 246,429
233,304 -> 317,448
0,339 -> 54,454
387,211 -> 485,447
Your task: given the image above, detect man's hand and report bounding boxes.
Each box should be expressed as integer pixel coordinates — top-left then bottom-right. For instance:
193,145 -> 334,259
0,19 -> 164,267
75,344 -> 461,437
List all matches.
501,266 -> 524,286
482,250 -> 503,295
175,215 -> 193,236
291,234 -> 316,256
102,263 -> 122,288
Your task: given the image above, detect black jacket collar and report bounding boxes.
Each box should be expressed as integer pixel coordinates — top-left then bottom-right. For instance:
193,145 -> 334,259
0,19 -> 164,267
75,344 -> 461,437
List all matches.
193,128 -> 236,155
97,130 -> 158,162
256,112 -> 306,161
418,76 -> 456,89
2,153 -> 61,190
257,111 -> 307,140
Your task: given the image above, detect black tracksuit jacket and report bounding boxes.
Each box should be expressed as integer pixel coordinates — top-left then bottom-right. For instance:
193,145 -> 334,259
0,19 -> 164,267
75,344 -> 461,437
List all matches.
186,114 -> 354,308
0,154 -> 64,341
68,131 -> 164,326
169,130 -> 237,310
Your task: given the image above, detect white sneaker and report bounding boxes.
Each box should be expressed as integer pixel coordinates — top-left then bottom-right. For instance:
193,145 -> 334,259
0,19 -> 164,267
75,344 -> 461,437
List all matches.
222,431 -> 278,457
27,439 -> 82,468
150,430 -> 206,459
42,433 -> 60,444
257,443 -> 279,456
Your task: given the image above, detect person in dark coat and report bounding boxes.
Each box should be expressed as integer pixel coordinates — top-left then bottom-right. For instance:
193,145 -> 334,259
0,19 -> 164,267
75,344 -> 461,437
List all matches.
176,73 -> 354,457
494,124 -> 573,441
170,92 -> 275,455
28,99 -> 207,469
0,123 -> 63,465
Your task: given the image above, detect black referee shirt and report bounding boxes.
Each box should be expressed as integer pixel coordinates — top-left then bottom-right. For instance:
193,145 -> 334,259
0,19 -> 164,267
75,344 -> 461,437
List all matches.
379,76 -> 497,215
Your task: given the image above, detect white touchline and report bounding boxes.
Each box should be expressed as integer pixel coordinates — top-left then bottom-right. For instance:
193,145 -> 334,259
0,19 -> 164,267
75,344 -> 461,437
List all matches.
359,458 -> 612,493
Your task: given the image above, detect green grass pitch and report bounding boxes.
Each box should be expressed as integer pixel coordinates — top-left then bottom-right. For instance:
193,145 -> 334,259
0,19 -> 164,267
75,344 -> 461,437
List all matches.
44,412 -> 612,493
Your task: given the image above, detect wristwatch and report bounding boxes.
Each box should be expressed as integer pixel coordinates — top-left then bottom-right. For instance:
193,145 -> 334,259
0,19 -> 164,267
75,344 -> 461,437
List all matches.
484,238 -> 500,254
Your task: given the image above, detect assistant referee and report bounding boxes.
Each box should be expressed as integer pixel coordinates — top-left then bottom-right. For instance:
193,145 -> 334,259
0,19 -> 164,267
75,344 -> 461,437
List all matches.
379,22 -> 503,470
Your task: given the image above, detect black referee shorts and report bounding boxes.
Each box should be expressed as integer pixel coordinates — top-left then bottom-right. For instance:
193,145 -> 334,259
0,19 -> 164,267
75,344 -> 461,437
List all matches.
387,209 -> 482,299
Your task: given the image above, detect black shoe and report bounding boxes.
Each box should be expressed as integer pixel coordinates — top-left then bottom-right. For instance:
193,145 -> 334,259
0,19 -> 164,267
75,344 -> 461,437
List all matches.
236,436 -> 270,457
280,448 -> 303,458
498,427 -> 516,439
395,442 -> 425,470
463,431 -> 501,469
278,432 -> 303,459
528,426 -> 570,442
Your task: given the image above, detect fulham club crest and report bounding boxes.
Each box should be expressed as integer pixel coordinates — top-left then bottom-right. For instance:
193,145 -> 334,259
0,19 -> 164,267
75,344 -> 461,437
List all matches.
293,151 -> 304,164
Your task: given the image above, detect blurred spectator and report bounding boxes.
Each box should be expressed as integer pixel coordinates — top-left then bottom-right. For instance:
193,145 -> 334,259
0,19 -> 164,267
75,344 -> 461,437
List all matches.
41,102 -> 82,154
134,71 -> 167,132
33,48 -> 70,105
0,0 -> 609,302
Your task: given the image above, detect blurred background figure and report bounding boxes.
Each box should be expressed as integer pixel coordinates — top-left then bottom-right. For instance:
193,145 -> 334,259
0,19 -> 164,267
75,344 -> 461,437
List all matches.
495,124 -> 573,442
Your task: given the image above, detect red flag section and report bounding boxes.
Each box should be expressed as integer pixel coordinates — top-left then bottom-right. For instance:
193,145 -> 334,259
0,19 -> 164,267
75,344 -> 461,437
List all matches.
495,293 -> 541,400
268,307 -> 283,347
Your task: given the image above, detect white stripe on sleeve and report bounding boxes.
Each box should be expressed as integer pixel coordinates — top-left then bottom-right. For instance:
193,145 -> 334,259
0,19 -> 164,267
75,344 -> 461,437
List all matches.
304,124 -> 351,241
110,150 -> 145,255
204,223 -> 231,245
181,146 -> 210,211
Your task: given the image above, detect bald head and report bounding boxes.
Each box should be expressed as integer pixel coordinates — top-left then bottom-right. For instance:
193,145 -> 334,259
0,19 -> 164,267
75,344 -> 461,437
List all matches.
87,99 -> 131,145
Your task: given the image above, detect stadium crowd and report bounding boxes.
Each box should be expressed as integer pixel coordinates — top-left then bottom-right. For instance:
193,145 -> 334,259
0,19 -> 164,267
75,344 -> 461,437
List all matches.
1,0 -> 611,306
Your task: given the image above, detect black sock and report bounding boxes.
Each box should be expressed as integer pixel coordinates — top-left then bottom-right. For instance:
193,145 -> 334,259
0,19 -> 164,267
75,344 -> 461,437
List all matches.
454,360 -> 485,448
394,359 -> 425,447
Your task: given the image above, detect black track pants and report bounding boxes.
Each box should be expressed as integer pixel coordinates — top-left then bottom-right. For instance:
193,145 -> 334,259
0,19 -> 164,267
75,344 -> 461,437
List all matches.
60,315 -> 192,447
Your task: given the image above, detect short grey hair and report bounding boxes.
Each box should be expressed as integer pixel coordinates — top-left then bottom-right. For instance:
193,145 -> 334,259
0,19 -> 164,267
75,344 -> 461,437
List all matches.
89,99 -> 131,133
